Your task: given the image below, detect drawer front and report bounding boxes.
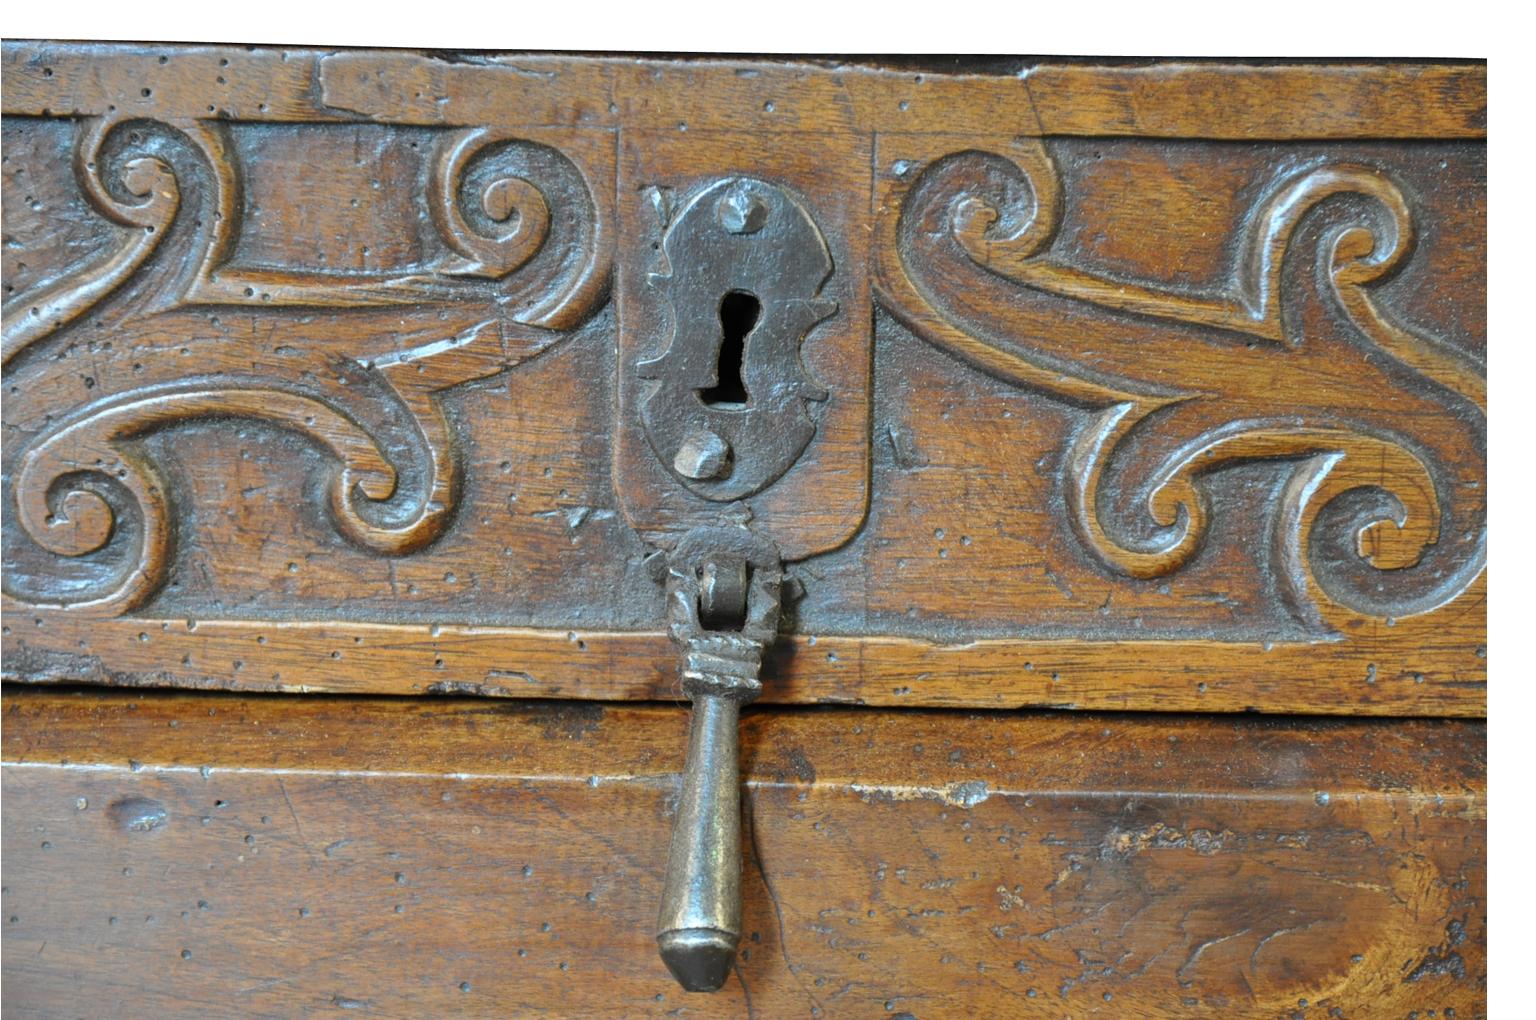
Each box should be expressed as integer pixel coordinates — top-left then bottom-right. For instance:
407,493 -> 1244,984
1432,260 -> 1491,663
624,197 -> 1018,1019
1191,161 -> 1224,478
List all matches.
1,689 -> 1488,1018
0,48 -> 1486,716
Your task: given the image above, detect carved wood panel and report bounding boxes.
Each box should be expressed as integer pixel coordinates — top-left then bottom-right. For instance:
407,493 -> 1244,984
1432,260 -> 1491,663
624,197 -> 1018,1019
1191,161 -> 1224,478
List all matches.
1,46 -> 1487,715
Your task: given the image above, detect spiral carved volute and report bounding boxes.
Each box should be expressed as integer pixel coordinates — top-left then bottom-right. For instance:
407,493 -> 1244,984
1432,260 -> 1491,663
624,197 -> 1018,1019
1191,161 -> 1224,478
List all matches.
2,118 -> 610,616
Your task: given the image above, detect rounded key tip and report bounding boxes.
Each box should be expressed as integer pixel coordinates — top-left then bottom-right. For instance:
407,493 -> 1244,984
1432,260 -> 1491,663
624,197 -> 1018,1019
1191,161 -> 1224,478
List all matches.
658,927 -> 737,992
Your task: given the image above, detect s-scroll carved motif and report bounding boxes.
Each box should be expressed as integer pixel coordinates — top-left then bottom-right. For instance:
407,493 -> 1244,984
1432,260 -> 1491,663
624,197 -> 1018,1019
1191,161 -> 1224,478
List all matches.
874,139 -> 1485,631
2,115 -> 610,616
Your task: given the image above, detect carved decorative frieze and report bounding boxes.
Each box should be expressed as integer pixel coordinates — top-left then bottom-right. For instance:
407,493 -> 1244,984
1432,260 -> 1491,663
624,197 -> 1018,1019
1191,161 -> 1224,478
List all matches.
874,137 -> 1485,631
0,47 -> 1487,715
3,114 -> 611,614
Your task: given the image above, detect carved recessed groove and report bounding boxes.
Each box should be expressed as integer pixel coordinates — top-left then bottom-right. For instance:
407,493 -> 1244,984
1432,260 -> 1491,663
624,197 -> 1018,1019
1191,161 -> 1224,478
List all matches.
1,110 -> 1485,645
5,315 -> 563,615
1,117 -> 203,366
3,119 -> 609,370
183,129 -> 609,328
875,141 -> 1486,629
0,50 -> 1487,725
2,115 -> 608,616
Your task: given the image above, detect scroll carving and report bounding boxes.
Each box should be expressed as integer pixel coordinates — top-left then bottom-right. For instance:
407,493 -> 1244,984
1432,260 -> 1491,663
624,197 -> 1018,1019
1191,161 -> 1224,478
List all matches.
181,128 -> 609,329
3,112 -> 1486,638
2,118 -> 188,365
875,142 -> 1486,630
2,116 -> 609,616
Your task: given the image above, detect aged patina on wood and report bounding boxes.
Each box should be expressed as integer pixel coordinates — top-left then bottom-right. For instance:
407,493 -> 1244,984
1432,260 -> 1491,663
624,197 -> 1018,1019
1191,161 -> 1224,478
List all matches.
1,44 -> 1486,1014
1,689 -> 1487,1018
0,47 -> 1486,714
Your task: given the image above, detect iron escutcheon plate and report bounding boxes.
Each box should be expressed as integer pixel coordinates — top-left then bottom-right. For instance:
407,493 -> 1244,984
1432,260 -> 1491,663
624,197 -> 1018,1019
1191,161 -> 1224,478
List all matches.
614,129 -> 874,561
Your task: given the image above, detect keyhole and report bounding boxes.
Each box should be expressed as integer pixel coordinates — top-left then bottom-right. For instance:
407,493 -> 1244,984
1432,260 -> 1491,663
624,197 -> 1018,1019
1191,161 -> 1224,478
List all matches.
701,290 -> 759,407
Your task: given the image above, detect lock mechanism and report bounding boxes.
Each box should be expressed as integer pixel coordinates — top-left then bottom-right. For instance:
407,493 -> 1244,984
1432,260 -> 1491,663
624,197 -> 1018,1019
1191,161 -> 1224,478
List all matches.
638,177 -> 836,502
629,174 -> 843,992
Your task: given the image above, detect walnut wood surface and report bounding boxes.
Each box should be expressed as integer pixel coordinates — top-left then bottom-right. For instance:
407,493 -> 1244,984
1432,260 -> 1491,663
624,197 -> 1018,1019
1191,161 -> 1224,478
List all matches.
1,46 -> 1487,716
1,688 -> 1486,1017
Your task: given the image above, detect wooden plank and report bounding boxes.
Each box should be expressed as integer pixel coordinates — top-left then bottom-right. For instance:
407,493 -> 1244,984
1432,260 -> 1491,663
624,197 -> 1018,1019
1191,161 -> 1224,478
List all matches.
1,46 -> 1487,715
2,596 -> 1487,716
2,688 -> 1487,1017
2,47 -> 1485,138
1023,62 -> 1487,138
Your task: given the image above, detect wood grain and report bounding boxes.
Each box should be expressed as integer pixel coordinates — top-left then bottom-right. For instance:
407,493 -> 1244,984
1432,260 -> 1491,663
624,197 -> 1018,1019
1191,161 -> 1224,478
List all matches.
3,49 -> 1486,138
0,47 -> 1490,1015
2,688 -> 1486,1018
1,593 -> 1486,716
1,46 -> 1487,716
